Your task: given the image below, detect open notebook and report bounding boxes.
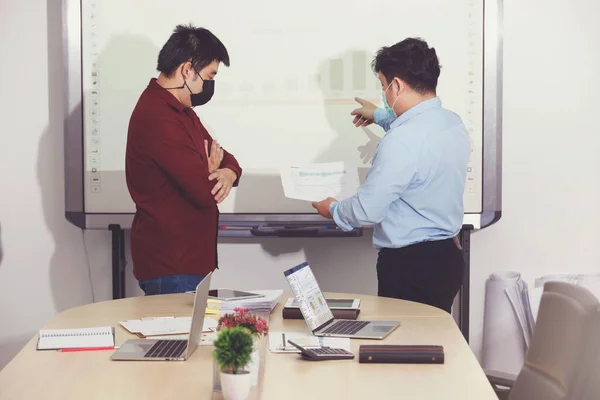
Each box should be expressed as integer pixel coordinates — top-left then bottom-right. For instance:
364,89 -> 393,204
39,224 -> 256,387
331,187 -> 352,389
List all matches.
36,327 -> 115,350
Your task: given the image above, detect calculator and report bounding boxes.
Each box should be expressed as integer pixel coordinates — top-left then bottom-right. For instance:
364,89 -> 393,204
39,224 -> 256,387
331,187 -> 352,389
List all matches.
287,340 -> 355,361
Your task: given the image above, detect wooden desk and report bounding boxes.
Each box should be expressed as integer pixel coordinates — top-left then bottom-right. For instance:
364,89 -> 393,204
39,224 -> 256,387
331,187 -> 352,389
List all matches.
0,292 -> 496,399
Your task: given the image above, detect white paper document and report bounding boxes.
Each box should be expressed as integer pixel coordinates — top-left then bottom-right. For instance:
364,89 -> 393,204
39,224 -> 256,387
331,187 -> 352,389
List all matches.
268,331 -> 351,353
119,316 -> 218,337
280,162 -> 360,202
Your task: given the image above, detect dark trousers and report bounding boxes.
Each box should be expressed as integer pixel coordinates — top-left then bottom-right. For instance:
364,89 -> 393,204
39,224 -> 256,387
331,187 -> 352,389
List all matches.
138,274 -> 205,296
376,238 -> 465,313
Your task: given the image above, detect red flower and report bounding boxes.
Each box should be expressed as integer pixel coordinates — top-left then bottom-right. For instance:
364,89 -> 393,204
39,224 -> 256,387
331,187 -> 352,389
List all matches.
217,308 -> 269,337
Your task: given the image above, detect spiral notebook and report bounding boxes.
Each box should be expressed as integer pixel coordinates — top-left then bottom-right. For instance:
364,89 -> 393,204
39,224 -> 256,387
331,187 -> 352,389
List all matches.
36,326 -> 115,351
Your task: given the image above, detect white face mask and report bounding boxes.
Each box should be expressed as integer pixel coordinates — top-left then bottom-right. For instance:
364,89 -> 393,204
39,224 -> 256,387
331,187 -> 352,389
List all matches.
382,80 -> 401,118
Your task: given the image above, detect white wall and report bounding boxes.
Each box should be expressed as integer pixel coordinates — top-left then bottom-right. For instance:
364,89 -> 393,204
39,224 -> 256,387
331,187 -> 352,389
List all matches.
0,0 -> 88,368
1,0 -> 599,370
469,0 -> 600,357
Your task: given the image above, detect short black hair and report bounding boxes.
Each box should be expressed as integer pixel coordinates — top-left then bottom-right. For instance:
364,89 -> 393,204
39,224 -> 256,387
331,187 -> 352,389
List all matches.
157,24 -> 230,76
372,38 -> 440,94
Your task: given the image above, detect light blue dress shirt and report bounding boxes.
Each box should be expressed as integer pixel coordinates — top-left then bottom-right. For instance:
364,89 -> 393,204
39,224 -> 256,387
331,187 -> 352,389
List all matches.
329,97 -> 470,249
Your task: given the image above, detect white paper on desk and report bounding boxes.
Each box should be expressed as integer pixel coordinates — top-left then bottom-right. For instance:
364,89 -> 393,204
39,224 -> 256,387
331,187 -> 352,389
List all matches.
280,162 -> 359,202
119,316 -> 218,336
268,331 -> 351,353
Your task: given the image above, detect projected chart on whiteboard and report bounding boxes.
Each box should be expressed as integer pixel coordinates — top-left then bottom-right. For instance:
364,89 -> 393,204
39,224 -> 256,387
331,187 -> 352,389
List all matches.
209,49 -> 382,106
320,51 -> 382,103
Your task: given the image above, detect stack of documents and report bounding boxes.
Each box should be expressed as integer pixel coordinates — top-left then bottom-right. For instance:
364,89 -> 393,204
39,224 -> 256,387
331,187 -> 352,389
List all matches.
218,290 -> 284,314
119,316 -> 218,337
205,299 -> 221,315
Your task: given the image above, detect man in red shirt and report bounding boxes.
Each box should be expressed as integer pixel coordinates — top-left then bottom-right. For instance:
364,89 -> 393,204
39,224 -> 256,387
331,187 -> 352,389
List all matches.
125,25 -> 242,295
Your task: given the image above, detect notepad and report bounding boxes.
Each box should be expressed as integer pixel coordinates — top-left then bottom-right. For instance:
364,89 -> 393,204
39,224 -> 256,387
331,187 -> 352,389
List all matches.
36,327 -> 115,350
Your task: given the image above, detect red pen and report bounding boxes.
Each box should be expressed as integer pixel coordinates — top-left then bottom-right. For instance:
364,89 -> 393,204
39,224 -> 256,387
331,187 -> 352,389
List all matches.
58,346 -> 115,352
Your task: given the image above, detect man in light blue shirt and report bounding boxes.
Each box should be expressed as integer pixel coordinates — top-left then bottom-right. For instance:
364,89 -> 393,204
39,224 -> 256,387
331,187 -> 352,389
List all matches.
312,38 -> 470,313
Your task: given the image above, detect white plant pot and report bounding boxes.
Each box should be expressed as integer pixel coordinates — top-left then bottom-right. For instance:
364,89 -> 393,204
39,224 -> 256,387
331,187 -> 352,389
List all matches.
220,370 -> 251,400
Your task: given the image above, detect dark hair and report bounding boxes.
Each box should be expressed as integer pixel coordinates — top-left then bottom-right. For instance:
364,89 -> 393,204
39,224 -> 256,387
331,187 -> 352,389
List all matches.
372,38 -> 440,94
157,24 -> 230,76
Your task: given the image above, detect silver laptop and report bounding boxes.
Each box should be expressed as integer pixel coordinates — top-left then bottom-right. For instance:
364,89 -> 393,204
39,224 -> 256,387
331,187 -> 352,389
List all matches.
111,272 -> 212,361
284,262 -> 400,339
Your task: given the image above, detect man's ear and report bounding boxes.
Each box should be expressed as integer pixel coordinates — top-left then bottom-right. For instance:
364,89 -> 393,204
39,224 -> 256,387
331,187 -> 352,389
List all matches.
181,61 -> 193,80
395,78 -> 406,94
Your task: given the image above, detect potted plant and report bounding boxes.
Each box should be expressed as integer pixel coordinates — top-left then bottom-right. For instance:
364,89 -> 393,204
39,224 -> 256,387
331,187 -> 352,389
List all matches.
215,308 -> 269,389
213,326 -> 254,400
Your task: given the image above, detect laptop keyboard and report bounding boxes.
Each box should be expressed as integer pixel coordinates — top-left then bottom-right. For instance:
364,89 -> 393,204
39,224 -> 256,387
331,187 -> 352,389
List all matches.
322,320 -> 369,335
144,340 -> 187,358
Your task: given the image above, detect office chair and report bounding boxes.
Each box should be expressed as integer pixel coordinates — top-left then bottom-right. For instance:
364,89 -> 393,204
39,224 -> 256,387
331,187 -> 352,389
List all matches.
486,281 -> 600,400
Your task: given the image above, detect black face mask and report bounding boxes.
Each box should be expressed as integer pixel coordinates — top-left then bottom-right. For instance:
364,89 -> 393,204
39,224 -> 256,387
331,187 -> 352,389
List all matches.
185,76 -> 214,107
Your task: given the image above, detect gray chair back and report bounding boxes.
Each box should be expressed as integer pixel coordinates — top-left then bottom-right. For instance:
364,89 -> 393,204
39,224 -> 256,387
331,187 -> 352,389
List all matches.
509,281 -> 600,400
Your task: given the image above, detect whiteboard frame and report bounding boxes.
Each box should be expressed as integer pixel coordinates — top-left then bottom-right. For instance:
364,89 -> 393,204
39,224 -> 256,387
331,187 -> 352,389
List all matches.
63,0 -> 502,232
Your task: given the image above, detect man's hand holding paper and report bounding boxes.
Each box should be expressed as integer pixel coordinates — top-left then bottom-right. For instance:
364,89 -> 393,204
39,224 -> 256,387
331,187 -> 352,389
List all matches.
311,197 -> 336,219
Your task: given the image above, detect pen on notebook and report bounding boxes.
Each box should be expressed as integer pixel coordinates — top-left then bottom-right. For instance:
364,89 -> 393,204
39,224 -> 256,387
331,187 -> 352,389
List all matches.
279,333 -> 296,351
58,346 -> 117,352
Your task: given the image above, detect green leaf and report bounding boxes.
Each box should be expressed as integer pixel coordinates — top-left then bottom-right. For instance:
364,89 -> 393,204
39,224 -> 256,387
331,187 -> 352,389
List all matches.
212,326 -> 254,374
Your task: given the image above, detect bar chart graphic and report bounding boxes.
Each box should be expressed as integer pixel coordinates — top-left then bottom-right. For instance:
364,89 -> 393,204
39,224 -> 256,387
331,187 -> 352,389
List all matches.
319,50 -> 381,103
207,50 -> 381,106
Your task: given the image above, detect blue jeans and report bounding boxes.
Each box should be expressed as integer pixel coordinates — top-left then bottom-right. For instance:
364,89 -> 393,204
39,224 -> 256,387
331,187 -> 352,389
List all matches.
138,274 -> 205,296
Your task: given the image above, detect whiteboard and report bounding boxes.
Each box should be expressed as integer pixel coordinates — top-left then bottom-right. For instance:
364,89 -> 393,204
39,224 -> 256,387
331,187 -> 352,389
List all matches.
64,0 -> 502,230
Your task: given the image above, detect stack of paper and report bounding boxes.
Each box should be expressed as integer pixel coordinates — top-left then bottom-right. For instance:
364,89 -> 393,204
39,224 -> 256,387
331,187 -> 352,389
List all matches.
205,299 -> 221,315
218,290 -> 284,314
119,316 -> 218,337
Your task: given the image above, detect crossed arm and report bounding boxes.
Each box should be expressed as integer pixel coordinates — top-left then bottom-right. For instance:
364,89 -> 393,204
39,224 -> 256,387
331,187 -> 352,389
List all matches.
149,121 -> 242,207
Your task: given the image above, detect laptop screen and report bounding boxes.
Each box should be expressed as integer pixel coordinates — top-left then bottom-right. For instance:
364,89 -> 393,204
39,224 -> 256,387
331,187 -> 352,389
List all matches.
284,262 -> 334,331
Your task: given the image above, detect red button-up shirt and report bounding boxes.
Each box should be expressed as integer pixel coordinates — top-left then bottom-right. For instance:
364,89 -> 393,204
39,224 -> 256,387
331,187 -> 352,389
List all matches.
125,78 -> 242,281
